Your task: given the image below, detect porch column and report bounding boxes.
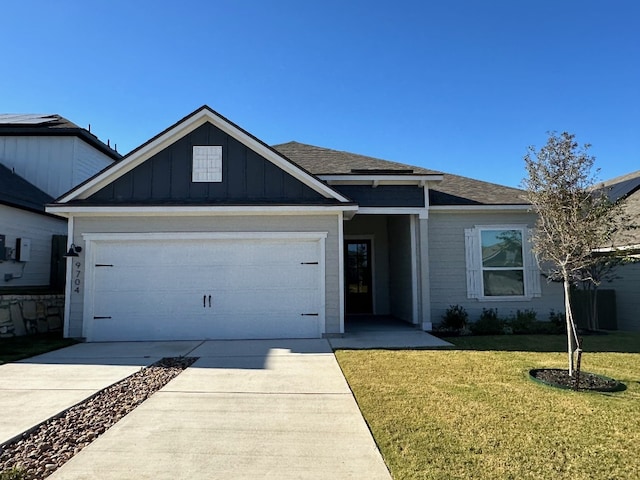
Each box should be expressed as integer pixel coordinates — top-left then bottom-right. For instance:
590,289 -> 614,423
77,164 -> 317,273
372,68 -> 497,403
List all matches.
418,216 -> 432,330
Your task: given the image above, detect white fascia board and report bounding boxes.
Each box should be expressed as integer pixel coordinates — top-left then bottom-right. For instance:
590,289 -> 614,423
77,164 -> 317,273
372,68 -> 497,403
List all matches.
59,108 -> 349,204
356,207 -> 428,218
320,174 -> 444,185
429,204 -> 531,213
45,204 -> 358,217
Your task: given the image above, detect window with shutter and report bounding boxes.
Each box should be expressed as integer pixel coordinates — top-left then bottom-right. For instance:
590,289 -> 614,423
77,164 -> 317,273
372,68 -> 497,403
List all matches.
465,226 -> 541,300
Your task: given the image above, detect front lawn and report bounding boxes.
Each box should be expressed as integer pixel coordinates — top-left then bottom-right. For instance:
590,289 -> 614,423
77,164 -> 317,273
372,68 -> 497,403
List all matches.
335,333 -> 640,480
0,333 -> 78,365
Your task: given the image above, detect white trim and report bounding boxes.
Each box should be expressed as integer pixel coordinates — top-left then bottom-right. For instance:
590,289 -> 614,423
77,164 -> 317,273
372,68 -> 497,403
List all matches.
338,212 -> 345,334
58,107 -> 350,203
47,205 -> 358,217
344,235 -> 376,314
430,205 -> 531,212
63,217 -> 73,338
82,231 -> 328,242
321,174 -> 443,185
357,207 -> 428,217
318,235 -> 327,337
410,215 -> 419,325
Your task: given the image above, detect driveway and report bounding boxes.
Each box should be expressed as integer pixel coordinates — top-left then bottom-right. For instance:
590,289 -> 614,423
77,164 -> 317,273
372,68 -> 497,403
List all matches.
33,339 -> 392,479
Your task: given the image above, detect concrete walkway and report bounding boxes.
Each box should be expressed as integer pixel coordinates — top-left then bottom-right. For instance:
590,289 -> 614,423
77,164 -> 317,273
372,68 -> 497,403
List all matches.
329,317 -> 452,349
0,341 -> 199,446
47,339 -> 391,479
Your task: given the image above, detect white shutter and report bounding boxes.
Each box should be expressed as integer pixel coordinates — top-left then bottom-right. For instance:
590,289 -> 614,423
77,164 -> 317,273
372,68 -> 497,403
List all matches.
465,228 -> 481,299
525,229 -> 542,298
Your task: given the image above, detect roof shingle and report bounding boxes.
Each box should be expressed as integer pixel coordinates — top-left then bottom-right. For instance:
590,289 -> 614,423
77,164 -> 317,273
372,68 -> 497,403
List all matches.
273,141 -> 528,206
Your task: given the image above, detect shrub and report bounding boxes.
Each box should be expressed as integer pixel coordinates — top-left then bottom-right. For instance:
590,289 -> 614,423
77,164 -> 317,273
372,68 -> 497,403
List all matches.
549,309 -> 565,327
471,308 -> 505,335
0,467 -> 26,480
440,305 -> 469,332
509,309 -> 537,334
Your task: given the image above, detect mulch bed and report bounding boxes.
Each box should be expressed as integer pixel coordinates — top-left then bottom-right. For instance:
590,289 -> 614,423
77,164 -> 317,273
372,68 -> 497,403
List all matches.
529,368 -> 625,392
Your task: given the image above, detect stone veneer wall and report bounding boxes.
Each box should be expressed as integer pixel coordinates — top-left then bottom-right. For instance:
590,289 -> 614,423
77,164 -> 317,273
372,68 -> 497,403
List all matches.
0,295 -> 64,338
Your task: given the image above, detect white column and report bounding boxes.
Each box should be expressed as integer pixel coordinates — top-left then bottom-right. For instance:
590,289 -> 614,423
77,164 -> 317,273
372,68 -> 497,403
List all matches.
418,216 -> 432,330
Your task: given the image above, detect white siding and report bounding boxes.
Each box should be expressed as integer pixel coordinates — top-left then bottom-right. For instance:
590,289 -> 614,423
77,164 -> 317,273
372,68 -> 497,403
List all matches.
0,136 -> 114,199
68,214 -> 341,338
72,138 -> 114,187
0,205 -> 67,287
609,262 -> 640,331
428,211 -> 563,324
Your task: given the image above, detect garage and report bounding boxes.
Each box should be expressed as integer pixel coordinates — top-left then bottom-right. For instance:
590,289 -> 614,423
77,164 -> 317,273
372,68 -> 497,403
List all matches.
83,232 -> 326,341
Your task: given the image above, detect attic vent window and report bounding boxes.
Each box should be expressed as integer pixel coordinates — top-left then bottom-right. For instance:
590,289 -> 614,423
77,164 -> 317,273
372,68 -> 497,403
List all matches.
192,146 -> 222,182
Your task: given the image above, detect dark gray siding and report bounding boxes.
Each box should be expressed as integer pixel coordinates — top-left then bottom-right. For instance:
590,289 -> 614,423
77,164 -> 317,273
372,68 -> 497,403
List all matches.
82,123 -> 332,205
332,185 -> 424,207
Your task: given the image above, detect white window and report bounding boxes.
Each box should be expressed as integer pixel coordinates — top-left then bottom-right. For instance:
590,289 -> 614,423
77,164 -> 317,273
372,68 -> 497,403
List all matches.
465,225 -> 541,300
192,146 -> 222,182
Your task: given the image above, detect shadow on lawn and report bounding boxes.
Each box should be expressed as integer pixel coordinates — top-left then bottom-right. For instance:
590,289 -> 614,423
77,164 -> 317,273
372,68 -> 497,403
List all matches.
438,332 -> 640,354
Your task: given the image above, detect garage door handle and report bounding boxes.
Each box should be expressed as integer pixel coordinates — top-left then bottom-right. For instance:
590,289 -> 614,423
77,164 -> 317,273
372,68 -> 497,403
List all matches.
203,295 -> 206,308
301,262 -> 318,265
301,313 -> 319,316
208,295 -> 212,308
94,316 -> 112,319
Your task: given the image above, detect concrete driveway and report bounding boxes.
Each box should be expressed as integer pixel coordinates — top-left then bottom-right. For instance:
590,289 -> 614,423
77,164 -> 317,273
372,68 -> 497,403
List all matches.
24,339 -> 392,479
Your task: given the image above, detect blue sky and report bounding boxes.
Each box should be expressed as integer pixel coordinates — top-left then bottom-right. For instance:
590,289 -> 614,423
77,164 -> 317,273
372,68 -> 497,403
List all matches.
2,1 -> 638,187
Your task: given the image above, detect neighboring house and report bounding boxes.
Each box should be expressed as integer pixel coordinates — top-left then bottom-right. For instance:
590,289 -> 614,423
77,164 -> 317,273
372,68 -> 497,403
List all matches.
0,114 -> 120,290
46,106 -> 563,341
601,170 -> 640,331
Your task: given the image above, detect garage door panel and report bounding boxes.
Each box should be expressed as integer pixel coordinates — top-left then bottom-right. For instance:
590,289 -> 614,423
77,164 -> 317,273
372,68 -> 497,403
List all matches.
88,236 -> 324,341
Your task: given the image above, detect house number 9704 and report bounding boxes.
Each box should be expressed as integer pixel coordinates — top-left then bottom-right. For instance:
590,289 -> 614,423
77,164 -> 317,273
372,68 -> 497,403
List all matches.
74,261 -> 81,293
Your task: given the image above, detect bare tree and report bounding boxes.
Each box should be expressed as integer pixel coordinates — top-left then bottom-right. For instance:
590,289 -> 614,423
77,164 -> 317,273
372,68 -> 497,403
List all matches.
522,132 -> 628,375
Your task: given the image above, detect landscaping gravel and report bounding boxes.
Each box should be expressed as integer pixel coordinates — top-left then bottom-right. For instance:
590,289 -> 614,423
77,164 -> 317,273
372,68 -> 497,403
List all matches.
0,356 -> 197,480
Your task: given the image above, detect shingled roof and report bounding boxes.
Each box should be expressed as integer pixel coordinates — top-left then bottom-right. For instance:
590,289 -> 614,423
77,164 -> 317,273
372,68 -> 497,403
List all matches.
0,114 -> 121,160
0,163 -> 53,213
602,170 -> 640,247
273,141 -> 440,175
272,141 -> 528,206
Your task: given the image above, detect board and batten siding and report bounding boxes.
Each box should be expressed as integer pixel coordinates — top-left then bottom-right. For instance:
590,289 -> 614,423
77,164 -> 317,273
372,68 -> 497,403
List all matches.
67,214 -> 341,338
0,205 -> 67,287
609,262 -> 640,332
428,211 -> 563,324
0,136 -> 114,199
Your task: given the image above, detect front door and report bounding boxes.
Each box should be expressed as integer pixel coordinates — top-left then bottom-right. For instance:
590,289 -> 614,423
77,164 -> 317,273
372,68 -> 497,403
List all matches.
345,240 -> 373,314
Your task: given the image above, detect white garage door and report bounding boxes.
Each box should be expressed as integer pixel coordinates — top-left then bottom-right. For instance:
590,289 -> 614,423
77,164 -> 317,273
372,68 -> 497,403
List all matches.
84,233 -> 325,341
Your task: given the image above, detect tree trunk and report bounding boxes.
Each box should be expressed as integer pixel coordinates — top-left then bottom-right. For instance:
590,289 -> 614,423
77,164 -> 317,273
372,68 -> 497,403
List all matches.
564,278 -> 576,375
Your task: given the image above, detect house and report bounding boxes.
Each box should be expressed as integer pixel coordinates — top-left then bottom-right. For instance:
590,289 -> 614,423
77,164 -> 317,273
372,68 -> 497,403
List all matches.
0,114 -> 119,336
0,114 -> 120,290
46,106 -> 563,341
600,170 -> 640,331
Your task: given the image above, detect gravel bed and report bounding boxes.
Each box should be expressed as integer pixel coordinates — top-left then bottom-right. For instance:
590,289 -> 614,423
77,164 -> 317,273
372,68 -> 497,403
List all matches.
0,356 -> 197,479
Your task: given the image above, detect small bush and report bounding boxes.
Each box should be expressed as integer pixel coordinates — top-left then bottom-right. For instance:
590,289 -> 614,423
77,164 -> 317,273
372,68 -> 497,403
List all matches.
0,467 -> 26,480
471,308 -> 505,335
549,309 -> 565,327
509,309 -> 537,334
440,305 -> 469,332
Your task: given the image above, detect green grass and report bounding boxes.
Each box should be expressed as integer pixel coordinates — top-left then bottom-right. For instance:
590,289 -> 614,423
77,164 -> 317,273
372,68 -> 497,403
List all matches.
335,333 -> 640,480
0,333 -> 78,365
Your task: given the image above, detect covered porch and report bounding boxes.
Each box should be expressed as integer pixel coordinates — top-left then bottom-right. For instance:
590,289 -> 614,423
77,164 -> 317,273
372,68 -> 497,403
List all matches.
342,213 -> 431,332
